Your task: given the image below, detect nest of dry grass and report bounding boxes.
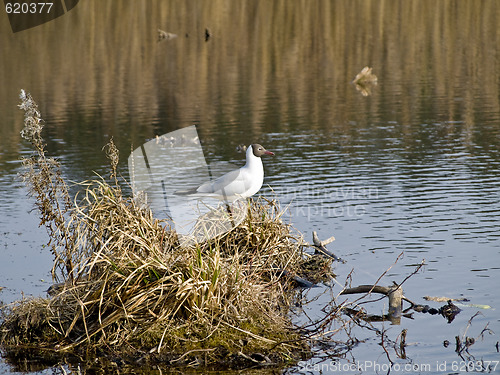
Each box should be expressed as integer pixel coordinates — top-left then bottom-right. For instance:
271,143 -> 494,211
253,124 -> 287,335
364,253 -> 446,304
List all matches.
0,91 -> 332,369
2,182 -> 311,366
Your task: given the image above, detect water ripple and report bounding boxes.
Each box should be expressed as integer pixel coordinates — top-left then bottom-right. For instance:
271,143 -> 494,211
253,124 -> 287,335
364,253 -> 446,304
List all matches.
263,131 -> 500,254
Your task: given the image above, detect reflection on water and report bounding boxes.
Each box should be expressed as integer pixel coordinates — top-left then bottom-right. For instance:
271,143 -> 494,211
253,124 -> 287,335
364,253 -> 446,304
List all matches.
268,127 -> 500,248
1,0 -> 499,161
1,0 -> 500,373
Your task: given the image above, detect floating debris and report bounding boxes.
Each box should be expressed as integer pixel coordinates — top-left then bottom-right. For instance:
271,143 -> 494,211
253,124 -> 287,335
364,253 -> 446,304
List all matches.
425,296 -> 491,310
236,144 -> 247,153
205,27 -> 212,41
424,296 -> 469,302
157,29 -> 178,41
439,300 -> 461,323
352,66 -> 378,96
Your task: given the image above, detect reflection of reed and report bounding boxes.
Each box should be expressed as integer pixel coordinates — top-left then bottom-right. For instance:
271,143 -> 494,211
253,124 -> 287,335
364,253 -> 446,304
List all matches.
1,1 -> 498,158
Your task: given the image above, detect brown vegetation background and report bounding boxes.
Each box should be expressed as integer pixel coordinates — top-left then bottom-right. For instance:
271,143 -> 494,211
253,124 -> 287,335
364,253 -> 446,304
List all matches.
1,1 -> 498,163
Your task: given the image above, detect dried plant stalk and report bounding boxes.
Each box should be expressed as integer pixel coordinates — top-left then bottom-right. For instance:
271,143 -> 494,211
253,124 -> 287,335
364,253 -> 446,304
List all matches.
18,90 -> 76,282
1,90 -> 322,367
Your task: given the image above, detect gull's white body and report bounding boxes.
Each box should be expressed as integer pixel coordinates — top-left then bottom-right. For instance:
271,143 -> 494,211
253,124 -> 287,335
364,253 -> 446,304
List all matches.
178,144 -> 273,201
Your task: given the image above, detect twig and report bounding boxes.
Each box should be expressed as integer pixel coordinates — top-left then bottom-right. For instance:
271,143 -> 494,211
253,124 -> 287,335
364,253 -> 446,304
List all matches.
306,231 -> 345,263
395,329 -> 407,359
170,348 -> 216,363
397,259 -> 426,288
347,251 -> 404,307
379,327 -> 394,365
462,312 -> 482,343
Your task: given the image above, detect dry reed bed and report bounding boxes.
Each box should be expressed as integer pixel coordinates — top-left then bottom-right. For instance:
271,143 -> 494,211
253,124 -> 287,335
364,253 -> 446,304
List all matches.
0,91 -> 327,368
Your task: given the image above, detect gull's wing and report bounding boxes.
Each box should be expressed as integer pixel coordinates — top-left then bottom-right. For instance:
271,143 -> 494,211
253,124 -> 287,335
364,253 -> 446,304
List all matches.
196,168 -> 249,197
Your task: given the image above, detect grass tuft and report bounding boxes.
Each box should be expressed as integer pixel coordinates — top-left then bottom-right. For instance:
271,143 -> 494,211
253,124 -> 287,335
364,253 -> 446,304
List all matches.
0,91 -> 331,368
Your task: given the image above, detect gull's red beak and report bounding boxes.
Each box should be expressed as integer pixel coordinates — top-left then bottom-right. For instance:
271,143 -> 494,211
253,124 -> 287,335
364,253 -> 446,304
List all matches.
264,150 -> 275,156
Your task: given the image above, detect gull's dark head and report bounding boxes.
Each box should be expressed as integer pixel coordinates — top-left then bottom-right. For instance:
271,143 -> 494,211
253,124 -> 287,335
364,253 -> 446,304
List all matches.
251,144 -> 274,157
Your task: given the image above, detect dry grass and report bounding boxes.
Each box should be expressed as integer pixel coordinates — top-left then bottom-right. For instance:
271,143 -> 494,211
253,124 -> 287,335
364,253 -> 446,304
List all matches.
0,91 -> 328,368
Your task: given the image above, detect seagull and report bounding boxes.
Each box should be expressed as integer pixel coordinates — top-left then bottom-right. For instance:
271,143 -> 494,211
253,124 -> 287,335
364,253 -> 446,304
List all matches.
176,144 -> 274,201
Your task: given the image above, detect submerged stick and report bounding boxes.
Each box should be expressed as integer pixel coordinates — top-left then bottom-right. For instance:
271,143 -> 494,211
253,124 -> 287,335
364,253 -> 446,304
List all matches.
340,283 -> 404,317
311,231 -> 345,263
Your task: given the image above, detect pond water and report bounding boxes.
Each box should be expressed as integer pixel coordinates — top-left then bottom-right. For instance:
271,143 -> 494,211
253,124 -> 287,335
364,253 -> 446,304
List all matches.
1,1 -> 499,374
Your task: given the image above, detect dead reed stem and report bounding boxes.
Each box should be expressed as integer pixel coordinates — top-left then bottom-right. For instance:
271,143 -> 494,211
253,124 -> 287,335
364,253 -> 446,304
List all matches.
1,90 -> 320,367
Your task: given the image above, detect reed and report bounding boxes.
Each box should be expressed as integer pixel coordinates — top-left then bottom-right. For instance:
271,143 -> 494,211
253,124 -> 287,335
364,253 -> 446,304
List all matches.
0,91 -> 330,368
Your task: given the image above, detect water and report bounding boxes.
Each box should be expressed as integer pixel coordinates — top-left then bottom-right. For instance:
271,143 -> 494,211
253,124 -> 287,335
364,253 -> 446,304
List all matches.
1,1 -> 499,373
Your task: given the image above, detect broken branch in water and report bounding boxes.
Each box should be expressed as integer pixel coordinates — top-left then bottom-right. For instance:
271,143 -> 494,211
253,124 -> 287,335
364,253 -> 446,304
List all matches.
341,283 -> 405,318
303,231 -> 345,263
337,258 -> 460,322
